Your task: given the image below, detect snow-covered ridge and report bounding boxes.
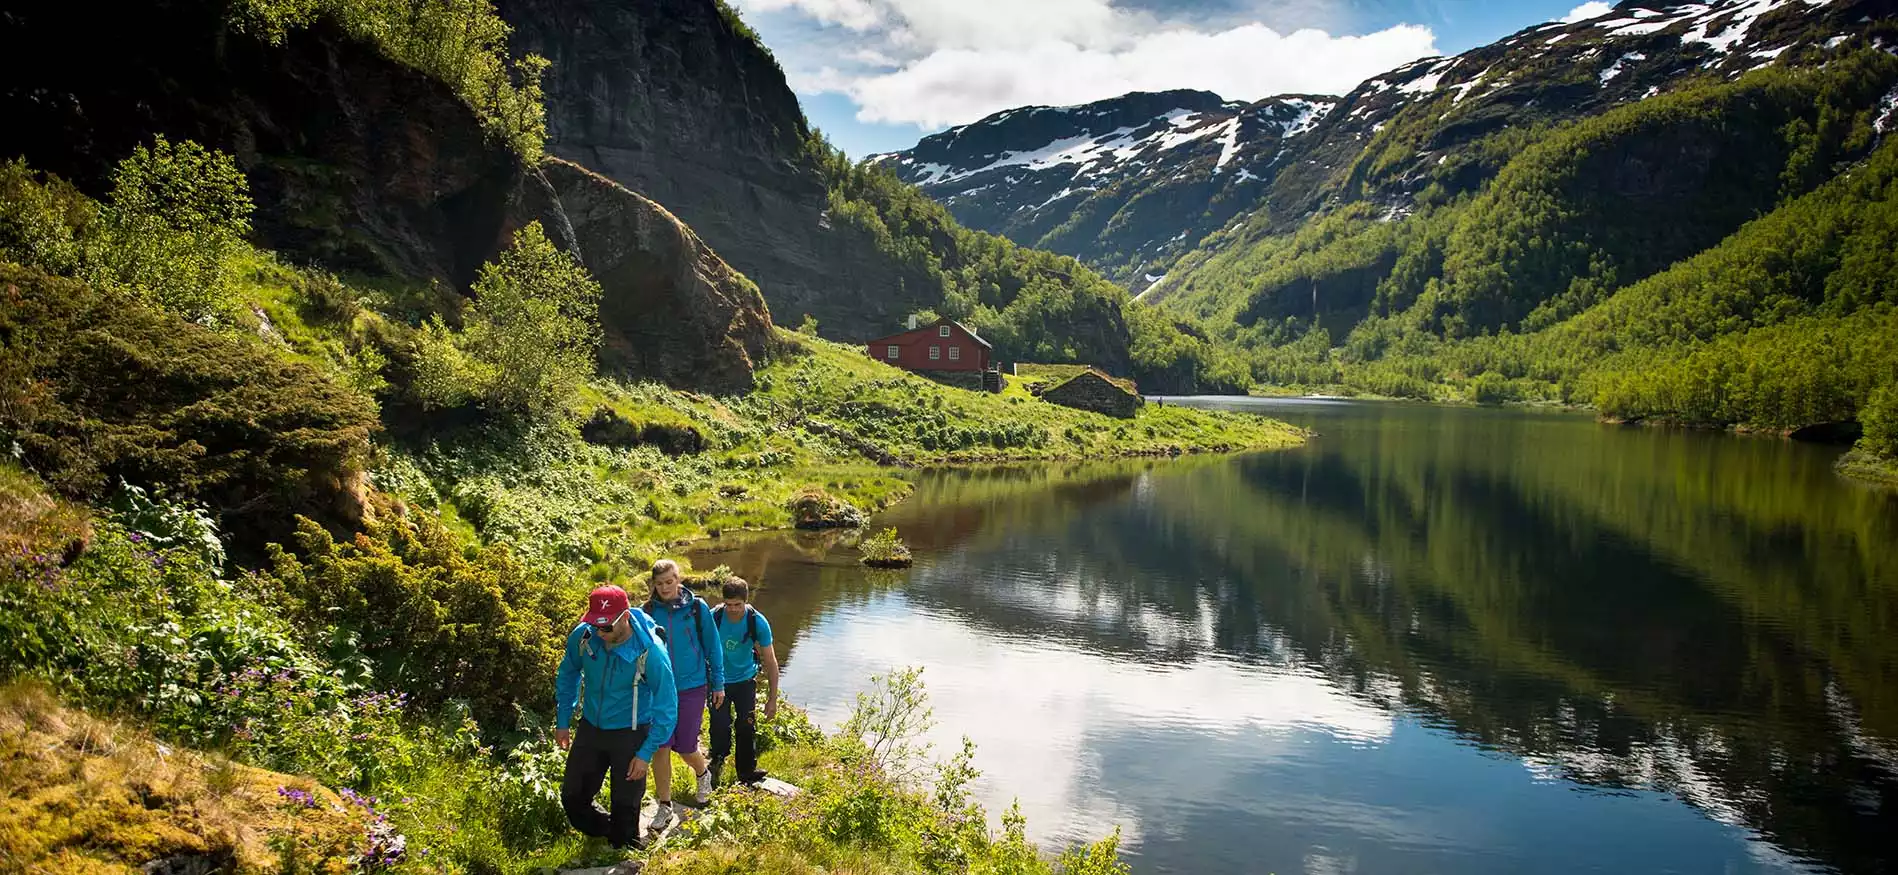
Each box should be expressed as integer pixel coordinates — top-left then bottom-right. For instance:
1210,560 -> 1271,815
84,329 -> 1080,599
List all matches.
879,94 -> 1336,190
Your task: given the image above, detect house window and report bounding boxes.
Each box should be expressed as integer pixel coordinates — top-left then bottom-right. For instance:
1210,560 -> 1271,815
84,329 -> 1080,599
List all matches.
939,325 -> 951,337
886,345 -> 900,360
930,345 -> 941,360
948,346 -> 960,361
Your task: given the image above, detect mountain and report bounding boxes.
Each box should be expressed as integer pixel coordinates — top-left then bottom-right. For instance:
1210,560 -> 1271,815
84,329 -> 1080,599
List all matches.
876,0 -> 1898,467
882,0 -> 1893,294
500,0 -> 1255,391
870,90 -> 1337,290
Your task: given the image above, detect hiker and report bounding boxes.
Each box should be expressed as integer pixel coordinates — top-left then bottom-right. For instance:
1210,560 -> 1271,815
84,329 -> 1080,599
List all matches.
710,576 -> 780,787
554,584 -> 677,850
643,559 -> 725,832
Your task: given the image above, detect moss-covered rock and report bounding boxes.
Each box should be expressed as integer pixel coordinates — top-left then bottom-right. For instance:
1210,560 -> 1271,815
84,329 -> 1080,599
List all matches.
0,683 -> 372,874
788,487 -> 865,530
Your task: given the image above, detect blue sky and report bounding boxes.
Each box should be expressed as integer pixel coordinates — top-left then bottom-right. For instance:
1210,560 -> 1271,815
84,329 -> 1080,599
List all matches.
730,0 -> 1612,156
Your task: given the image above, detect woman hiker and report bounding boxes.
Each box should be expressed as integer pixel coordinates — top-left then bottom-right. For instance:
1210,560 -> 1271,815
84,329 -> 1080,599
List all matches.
643,559 -> 725,833
553,584 -> 677,850
710,576 -> 780,787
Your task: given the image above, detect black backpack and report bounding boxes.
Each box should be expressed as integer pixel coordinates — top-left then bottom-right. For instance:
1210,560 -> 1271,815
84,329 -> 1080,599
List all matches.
714,605 -> 762,645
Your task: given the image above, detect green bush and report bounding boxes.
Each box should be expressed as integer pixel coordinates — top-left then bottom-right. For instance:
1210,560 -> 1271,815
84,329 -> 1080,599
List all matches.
0,263 -> 378,539
90,137 -> 253,321
1860,383 -> 1898,459
408,222 -> 603,418
263,513 -> 572,726
2,140 -> 252,322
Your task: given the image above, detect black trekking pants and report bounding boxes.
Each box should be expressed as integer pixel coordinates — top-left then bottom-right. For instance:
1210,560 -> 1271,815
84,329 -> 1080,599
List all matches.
561,719 -> 651,847
709,678 -> 758,777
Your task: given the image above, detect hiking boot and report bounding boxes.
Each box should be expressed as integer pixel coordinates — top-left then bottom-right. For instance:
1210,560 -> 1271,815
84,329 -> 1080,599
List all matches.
694,765 -> 714,804
739,769 -> 769,786
609,834 -> 646,853
709,756 -> 726,790
648,802 -> 676,834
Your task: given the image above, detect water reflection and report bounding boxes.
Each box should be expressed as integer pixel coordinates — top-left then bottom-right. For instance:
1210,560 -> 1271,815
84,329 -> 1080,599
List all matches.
689,400 -> 1898,874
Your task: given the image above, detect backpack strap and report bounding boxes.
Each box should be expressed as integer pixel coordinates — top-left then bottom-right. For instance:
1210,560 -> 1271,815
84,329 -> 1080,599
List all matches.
745,607 -> 760,646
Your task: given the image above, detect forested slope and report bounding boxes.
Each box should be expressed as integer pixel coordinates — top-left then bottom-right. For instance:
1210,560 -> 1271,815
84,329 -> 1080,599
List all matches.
890,0 -> 1898,472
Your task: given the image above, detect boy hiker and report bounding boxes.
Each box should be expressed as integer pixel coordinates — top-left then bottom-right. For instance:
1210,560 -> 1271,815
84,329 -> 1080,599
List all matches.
710,576 -> 780,787
554,584 -> 677,850
644,560 -> 724,833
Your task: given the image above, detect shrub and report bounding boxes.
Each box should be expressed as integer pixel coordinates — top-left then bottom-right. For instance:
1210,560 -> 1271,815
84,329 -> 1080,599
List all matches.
858,527 -> 912,567
0,158 -> 95,276
411,222 -> 603,418
839,666 -> 935,785
0,264 -> 378,540
263,513 -> 571,726
1,141 -> 251,322
1860,383 -> 1898,459
90,137 -> 253,322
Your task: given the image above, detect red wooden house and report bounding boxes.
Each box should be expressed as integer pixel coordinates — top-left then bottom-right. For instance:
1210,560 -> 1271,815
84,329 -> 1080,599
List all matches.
865,318 -> 992,372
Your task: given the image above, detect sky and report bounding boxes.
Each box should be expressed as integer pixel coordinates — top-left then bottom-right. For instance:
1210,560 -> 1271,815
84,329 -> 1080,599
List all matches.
728,0 -> 1621,157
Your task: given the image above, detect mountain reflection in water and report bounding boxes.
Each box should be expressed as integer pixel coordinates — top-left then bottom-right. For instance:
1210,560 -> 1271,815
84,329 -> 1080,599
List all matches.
689,399 -> 1898,875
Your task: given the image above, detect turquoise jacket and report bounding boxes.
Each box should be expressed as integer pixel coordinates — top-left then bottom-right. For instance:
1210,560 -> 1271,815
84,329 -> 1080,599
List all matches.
716,605 -> 774,684
646,592 -> 725,693
554,609 -> 677,762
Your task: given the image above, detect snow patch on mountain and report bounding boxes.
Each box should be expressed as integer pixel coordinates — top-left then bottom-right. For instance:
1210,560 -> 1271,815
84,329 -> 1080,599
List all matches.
1278,99 -> 1335,137
1600,52 -> 1647,83
1398,70 -> 1447,94
1213,118 -> 1243,171
1876,87 -> 1898,134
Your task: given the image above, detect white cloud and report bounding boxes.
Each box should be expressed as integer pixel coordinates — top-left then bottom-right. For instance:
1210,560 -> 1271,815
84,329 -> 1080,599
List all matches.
1561,2 -> 1614,23
737,0 -> 1439,129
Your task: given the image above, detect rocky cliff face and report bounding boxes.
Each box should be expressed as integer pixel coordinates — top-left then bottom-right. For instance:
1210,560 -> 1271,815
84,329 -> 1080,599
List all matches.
0,0 -> 772,392
0,1 -> 521,289
499,0 -> 944,340
535,159 -> 773,391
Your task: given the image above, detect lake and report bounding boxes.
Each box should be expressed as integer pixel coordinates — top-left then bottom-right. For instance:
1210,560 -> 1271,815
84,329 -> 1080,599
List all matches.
687,398 -> 1898,875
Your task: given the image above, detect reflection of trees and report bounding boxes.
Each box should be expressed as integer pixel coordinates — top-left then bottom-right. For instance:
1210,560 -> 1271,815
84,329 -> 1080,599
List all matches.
1130,409 -> 1898,875
693,405 -> 1898,873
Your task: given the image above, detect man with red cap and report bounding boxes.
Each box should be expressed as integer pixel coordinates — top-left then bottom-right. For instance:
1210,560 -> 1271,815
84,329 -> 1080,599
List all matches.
554,583 -> 677,849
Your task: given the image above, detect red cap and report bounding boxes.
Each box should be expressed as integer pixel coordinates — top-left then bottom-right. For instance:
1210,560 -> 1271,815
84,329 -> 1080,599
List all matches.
583,585 -> 630,626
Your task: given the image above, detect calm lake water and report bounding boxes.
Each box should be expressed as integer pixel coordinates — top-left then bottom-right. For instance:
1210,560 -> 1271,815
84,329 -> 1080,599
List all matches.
688,399 -> 1898,875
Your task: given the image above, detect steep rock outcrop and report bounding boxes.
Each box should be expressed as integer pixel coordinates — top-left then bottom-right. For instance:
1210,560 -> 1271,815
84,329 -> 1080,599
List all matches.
0,0 -> 773,392
500,0 -> 942,339
0,1 -> 518,289
537,159 -> 772,391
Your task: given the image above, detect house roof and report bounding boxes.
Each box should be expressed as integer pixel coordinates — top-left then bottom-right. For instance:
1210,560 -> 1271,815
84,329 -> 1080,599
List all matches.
1049,367 -> 1139,395
865,318 -> 993,349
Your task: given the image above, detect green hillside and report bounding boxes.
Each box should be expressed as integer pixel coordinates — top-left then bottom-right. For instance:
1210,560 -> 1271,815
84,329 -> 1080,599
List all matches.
1152,46 -> 1898,477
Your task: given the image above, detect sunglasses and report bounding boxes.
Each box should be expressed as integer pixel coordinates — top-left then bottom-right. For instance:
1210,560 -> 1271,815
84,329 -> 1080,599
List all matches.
590,610 -> 628,635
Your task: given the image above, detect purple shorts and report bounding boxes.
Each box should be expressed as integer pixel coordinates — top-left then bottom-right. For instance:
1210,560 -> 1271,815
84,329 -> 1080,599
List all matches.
665,685 -> 707,753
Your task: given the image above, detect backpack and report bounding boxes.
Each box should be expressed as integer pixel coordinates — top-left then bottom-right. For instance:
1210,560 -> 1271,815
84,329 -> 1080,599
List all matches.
714,605 -> 762,645
580,626 -> 649,723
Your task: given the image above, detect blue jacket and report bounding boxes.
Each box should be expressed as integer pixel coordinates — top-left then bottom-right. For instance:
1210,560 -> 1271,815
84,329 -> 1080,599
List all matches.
645,592 -> 724,693
554,610 -> 677,762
